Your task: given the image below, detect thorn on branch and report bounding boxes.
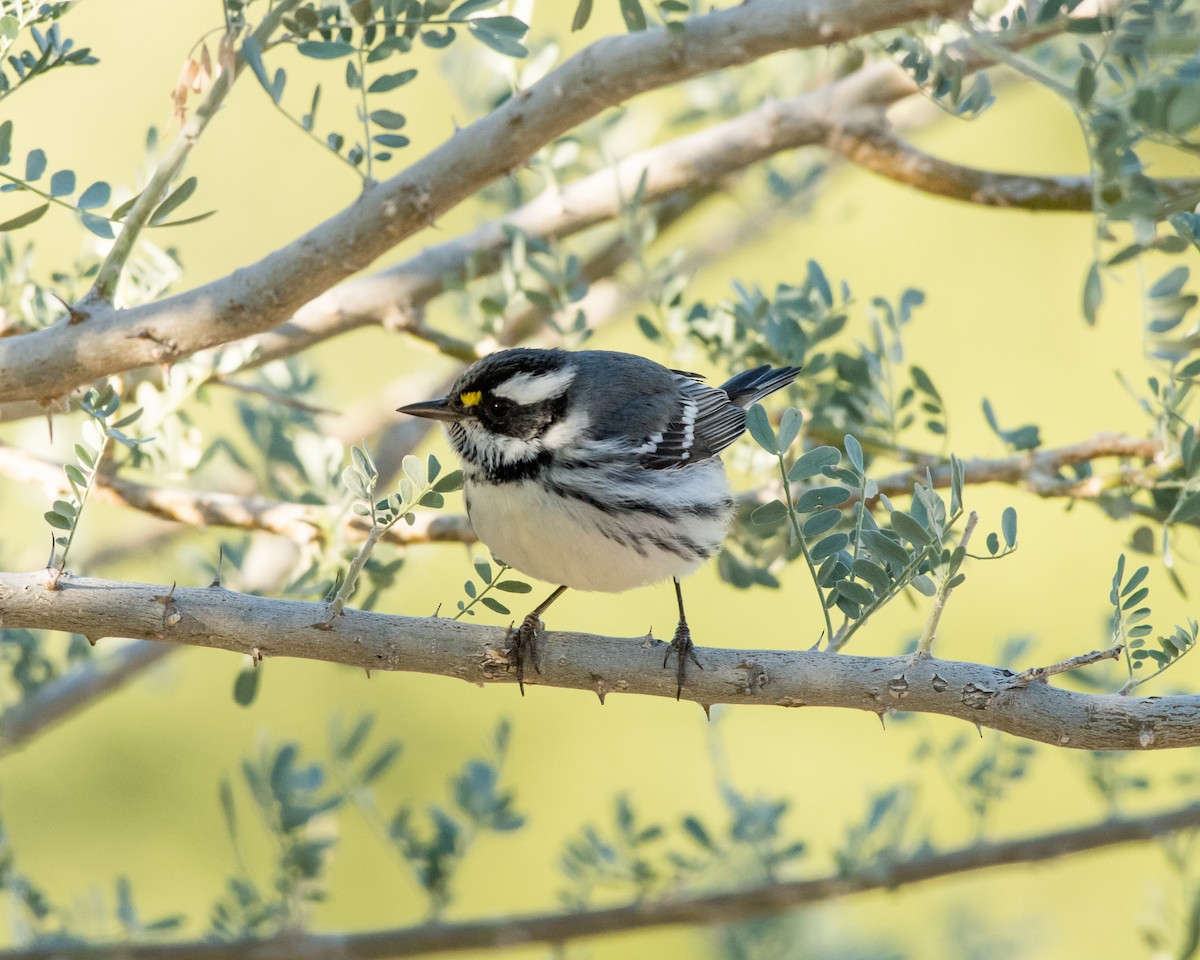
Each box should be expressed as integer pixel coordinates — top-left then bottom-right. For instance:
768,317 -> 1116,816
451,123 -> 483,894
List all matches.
50,292 -> 87,325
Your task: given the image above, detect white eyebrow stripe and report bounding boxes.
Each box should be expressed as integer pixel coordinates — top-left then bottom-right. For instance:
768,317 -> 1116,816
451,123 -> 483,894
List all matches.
493,367 -> 577,405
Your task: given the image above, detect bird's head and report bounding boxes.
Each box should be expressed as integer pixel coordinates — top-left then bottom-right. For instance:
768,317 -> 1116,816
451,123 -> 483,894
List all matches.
397,349 -> 582,471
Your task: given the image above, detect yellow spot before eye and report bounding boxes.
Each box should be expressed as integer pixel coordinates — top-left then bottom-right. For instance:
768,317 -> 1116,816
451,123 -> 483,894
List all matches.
460,390 -> 482,408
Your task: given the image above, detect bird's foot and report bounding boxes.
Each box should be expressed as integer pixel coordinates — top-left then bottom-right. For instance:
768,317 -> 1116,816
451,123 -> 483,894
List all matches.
507,612 -> 543,696
662,618 -> 702,700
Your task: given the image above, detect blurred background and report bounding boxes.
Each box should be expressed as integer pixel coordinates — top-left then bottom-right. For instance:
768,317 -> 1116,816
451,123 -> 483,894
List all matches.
1,1 -> 1199,958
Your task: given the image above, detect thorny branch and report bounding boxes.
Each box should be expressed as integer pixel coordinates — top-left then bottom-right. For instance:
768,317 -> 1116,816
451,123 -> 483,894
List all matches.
0,570 -> 1196,751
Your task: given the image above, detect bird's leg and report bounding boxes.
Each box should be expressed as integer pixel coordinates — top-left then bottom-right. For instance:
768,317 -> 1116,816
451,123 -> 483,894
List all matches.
510,585 -> 568,695
663,578 -> 702,700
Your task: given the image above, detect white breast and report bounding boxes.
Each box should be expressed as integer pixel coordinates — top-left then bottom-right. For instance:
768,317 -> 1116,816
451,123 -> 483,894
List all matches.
464,464 -> 733,593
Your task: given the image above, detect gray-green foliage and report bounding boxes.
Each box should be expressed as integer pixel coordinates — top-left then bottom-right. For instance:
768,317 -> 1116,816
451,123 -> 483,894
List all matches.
242,0 -> 529,183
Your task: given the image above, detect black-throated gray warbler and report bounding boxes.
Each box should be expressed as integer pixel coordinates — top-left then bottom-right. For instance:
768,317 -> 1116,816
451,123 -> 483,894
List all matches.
398,348 -> 800,696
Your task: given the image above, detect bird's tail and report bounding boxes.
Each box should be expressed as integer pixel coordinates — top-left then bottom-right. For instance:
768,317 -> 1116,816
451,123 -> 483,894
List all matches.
720,365 -> 802,408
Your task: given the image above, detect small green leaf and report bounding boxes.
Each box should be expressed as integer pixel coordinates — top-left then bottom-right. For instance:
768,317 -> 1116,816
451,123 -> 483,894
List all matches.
233,666 -> 261,706
149,176 -> 198,225
77,181 -> 111,210
1001,506 -> 1017,548
368,69 -> 418,93
620,0 -> 647,30
795,486 -> 851,512
745,404 -> 777,454
810,533 -> 849,562
49,169 -> 75,197
571,0 -> 593,30
369,109 -> 407,129
836,579 -> 874,605
44,510 -> 72,530
481,596 -> 510,614
777,408 -> 803,452
890,511 -> 932,546
910,574 -> 936,597
297,40 -> 356,59
81,212 -> 114,239
0,203 -> 49,231
494,580 -> 533,593
241,36 -> 272,93
751,499 -> 788,526
1083,262 -> 1102,325
844,434 -> 864,473
434,469 -> 464,493
802,508 -> 842,537
24,149 -> 46,181
788,446 -> 840,481
862,530 -> 909,568
373,134 -> 410,149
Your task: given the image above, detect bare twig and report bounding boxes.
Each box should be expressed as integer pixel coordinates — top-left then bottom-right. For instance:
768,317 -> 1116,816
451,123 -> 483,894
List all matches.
88,3 -> 303,303
0,443 -> 475,547
915,510 -> 978,657
1006,645 -> 1124,688
1,798 -> 1199,960
826,120 -> 1200,213
1,569 -> 1198,750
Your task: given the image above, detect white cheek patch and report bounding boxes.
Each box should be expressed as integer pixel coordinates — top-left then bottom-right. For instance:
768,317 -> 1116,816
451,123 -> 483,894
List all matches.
493,367 -> 577,405
541,408 -> 590,450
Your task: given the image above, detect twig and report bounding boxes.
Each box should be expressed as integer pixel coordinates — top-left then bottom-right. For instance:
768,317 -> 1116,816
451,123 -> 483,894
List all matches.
0,442 -> 475,547
2,799 -> 1199,960
826,120 -> 1200,213
916,510 -> 978,657
1006,645 -> 1124,689
87,2 -> 303,303
2,569 -> 1199,750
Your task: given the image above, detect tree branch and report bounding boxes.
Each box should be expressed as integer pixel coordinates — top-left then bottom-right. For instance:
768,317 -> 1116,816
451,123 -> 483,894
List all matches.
0,443 -> 476,547
0,433 -> 1171,552
1,569 -> 1196,750
827,120 -> 1200,212
2,797 -> 1199,960
0,0 -> 967,404
0,640 -> 170,756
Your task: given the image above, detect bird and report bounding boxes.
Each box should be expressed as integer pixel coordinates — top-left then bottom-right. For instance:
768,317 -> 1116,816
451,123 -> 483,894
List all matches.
398,348 -> 801,697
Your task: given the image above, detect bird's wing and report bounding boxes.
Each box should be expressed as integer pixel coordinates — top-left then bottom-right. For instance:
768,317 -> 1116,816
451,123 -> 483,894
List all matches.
638,374 -> 748,469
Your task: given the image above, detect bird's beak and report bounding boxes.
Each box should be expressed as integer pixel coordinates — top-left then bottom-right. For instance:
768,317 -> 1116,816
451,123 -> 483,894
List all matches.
396,397 -> 464,422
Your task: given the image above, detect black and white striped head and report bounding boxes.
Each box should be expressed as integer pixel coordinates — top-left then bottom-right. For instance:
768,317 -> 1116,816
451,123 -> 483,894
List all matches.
397,349 -> 584,473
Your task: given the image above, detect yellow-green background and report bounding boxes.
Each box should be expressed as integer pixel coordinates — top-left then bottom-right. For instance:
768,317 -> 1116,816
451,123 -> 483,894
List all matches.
1,1 -> 1198,957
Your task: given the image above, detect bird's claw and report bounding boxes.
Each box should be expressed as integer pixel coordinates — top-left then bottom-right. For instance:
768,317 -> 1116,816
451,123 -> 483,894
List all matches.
662,619 -> 702,700
508,613 -> 543,696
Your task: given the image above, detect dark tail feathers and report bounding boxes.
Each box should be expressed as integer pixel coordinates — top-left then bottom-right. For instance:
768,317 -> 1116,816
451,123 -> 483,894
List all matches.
721,364 -> 802,408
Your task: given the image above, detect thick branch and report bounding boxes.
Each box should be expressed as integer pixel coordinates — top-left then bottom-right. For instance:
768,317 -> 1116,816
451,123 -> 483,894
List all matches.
827,121 -> 1200,211
2,799 -> 1198,960
0,0 -> 966,404
1,570 -> 1196,750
